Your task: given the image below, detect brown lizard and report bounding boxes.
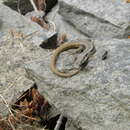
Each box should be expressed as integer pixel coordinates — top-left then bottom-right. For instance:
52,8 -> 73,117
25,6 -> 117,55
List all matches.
50,40 -> 96,78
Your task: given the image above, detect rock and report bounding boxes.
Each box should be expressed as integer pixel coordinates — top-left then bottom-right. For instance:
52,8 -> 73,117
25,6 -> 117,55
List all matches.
58,0 -> 130,39
0,4 -> 51,117
0,33 -> 38,117
0,2 -> 130,130
3,0 -> 33,15
0,4 -> 56,46
47,5 -> 87,40
25,38 -> 130,130
0,32 -> 61,128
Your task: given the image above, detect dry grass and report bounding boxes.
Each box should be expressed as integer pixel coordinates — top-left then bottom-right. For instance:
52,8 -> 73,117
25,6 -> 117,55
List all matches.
0,32 -> 50,130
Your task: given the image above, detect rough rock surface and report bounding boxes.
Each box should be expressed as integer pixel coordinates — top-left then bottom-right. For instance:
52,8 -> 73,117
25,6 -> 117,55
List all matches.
0,1 -> 130,130
0,4 -> 73,129
0,32 -> 47,117
0,4 -> 55,45
58,0 -> 130,39
0,4 -> 49,117
26,39 -> 130,130
47,5 -> 87,40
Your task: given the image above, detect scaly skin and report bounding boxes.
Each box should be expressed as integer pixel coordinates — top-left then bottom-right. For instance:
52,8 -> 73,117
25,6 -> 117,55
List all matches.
50,40 -> 95,78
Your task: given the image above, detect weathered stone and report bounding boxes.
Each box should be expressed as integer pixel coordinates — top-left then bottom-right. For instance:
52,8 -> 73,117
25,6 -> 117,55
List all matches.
0,4 -> 56,46
0,4 -> 67,129
25,38 -> 130,130
0,32 -> 61,128
0,29 -> 50,116
47,5 -> 87,40
0,4 -> 52,117
0,2 -> 130,130
3,0 -> 33,15
58,0 -> 130,39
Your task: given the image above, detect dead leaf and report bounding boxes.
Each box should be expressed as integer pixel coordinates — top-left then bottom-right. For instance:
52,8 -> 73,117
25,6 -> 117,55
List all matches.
11,85 -> 50,124
126,0 -> 130,3
31,16 -> 50,30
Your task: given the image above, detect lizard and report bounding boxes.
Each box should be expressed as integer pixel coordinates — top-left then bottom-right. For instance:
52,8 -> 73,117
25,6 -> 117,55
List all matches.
50,40 -> 96,78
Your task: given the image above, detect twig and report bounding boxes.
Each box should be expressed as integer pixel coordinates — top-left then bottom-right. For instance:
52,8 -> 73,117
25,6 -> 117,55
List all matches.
23,31 -> 38,39
0,94 -> 13,116
11,108 -> 37,121
0,94 -> 16,130
0,117 -> 6,121
30,0 -> 38,12
8,118 -> 16,130
48,20 -> 56,33
54,114 -> 64,130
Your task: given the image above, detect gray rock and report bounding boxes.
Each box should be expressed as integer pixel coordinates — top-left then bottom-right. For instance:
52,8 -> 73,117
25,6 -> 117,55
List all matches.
0,34 -> 35,117
0,2 -> 130,130
0,4 -> 53,117
0,4 -> 56,45
25,10 -> 45,18
58,0 -> 130,39
47,5 -> 87,40
0,4 -> 79,129
25,38 -> 130,130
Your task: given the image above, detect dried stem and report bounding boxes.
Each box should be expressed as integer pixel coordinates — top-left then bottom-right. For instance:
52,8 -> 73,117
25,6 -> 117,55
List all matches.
30,0 -> 38,12
8,118 -> 16,130
0,94 -> 14,116
0,94 -> 16,130
54,114 -> 64,130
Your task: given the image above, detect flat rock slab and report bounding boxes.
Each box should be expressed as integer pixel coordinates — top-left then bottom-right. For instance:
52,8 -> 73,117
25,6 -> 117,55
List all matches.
25,39 -> 130,130
0,4 -> 55,45
0,30 -> 50,116
47,5 -> 87,40
58,0 -> 130,39
0,5 -> 61,129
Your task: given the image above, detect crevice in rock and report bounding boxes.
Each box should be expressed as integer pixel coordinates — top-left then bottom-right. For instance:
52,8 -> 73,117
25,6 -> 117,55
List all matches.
39,33 -> 58,49
3,0 -> 58,15
3,0 -> 17,11
11,82 -> 68,129
3,0 -> 33,15
45,0 -> 58,15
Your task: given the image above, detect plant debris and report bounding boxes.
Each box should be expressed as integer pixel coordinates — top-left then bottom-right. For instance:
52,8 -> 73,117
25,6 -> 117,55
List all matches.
31,16 -> 50,29
0,84 -> 51,130
10,29 -> 25,39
